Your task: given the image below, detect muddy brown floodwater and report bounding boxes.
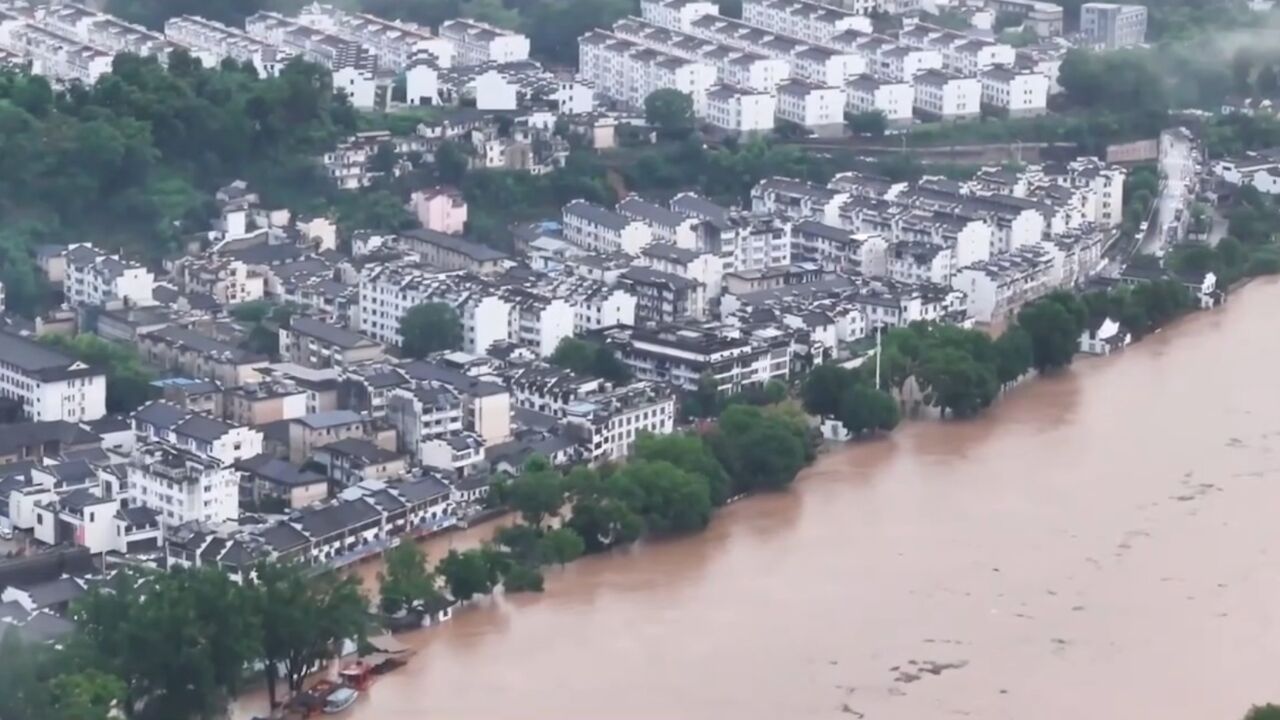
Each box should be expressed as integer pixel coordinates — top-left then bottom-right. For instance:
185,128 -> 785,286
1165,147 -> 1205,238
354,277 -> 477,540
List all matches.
235,278 -> 1280,720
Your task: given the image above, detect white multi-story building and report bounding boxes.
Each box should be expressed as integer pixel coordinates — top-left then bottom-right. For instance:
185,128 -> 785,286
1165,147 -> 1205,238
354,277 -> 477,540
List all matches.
827,33 -> 943,85
133,401 -> 265,465
298,7 -> 454,70
946,38 -> 1016,76
564,382 -> 677,464
951,246 -> 1057,323
604,324 -> 792,393
704,83 -> 777,133
562,200 -> 656,255
639,242 -> 726,299
913,69 -> 981,120
7,23 -> 113,84
741,0 -> 874,43
543,276 -> 639,333
405,51 -> 441,105
164,16 -> 287,76
42,3 -> 169,58
775,78 -> 845,135
791,220 -> 887,274
751,176 -> 849,225
62,244 -> 155,309
888,241 -> 954,285
357,267 -> 573,356
126,442 -> 238,530
0,331 -> 107,423
1059,158 -> 1126,227
386,383 -> 466,460
618,196 -> 700,248
1080,2 -> 1147,50
1214,151 -> 1280,195
685,14 -> 865,86
670,192 -> 794,271
246,11 -> 378,107
611,17 -> 790,93
980,66 -> 1048,116
578,29 -> 717,114
845,74 -> 914,123
639,0 -> 720,32
438,18 -> 530,66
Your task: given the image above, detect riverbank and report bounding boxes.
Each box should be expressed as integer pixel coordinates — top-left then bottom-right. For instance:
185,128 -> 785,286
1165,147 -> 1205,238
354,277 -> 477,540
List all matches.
234,279 -> 1280,720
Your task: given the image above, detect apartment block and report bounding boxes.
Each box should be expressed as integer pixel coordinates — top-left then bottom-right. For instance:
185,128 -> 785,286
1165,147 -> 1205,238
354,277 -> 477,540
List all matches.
1080,2 -> 1147,50
126,442 -> 239,529
438,18 -> 530,66
7,23 -> 113,84
562,199 -> 656,255
164,16 -> 285,75
639,0 -> 720,32
357,267 -> 573,356
611,17 -> 791,93
913,69 -> 981,120
578,30 -> 717,114
0,331 -> 107,423
844,74 -> 913,123
279,316 -> 385,369
951,246 -> 1057,322
299,6 -> 453,70
704,83 -> 777,133
980,66 -> 1049,117
741,0 -> 874,44
685,15 -> 865,86
563,381 -> 677,464
775,78 -> 845,135
62,244 -> 155,309
603,324 -> 791,393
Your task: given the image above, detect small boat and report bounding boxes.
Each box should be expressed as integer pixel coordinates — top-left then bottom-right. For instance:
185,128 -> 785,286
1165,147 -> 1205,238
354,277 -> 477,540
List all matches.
323,687 -> 359,714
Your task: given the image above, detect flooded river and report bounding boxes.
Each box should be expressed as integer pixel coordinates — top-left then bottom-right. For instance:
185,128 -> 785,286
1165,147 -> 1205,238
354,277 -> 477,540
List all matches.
239,279 -> 1280,720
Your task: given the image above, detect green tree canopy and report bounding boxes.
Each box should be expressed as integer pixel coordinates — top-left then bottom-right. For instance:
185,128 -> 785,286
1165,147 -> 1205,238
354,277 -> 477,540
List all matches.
633,432 -> 731,506
249,563 -> 368,707
378,542 -> 446,616
838,383 -> 900,435
506,468 -> 565,528
645,89 -> 696,140
438,548 -> 498,602
399,302 -> 463,358
1016,293 -> 1088,372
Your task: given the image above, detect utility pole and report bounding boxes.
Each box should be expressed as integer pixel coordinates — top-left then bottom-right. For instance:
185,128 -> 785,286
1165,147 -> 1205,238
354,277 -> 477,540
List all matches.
875,324 -> 882,390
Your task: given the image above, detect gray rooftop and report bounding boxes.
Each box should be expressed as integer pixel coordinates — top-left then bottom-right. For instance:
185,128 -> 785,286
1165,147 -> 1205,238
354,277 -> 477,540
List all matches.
289,316 -> 380,350
296,410 -> 364,429
0,331 -> 101,382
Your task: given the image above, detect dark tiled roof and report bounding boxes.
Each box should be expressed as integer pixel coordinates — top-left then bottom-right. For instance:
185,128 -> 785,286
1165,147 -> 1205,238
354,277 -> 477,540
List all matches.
320,438 -> 400,465
289,316 -> 380,350
297,498 -> 381,539
0,332 -> 102,382
260,522 -> 311,553
16,577 -> 85,609
238,454 -> 327,488
396,474 -> 451,504
0,422 -> 99,456
175,414 -> 235,443
401,228 -> 510,262
133,400 -> 188,430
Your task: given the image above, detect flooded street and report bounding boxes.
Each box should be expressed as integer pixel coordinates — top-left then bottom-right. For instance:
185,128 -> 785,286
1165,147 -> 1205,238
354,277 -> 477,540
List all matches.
240,279 -> 1280,720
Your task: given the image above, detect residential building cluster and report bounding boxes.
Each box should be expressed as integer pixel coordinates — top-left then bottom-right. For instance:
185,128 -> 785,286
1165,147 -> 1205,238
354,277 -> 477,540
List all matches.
0,0 -> 541,112
580,0 -> 1051,135
0,143 -> 1136,594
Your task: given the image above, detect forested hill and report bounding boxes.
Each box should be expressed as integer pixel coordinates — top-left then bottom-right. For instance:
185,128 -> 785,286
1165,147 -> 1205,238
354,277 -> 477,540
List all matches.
0,53 -> 357,313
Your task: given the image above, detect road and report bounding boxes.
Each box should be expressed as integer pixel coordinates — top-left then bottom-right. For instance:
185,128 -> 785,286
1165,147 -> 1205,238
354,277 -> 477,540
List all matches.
1138,128 -> 1198,257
